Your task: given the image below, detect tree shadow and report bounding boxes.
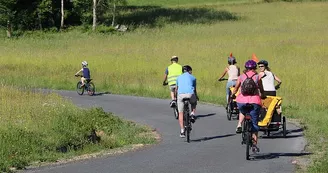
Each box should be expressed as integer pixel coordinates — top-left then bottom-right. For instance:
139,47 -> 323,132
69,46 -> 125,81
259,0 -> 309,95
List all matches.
195,113 -> 216,119
252,152 -> 312,160
93,91 -> 111,96
191,134 -> 235,142
115,5 -> 240,29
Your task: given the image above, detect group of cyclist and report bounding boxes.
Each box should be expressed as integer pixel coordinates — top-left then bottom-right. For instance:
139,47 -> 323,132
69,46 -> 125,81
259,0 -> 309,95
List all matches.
162,56 -> 198,138
162,54 -> 282,152
75,54 -> 282,150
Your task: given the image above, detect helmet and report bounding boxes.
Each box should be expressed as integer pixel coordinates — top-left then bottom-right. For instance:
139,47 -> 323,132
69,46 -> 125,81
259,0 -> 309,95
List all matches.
171,55 -> 178,62
82,61 -> 88,67
258,60 -> 268,67
228,56 -> 236,64
183,65 -> 192,72
244,60 -> 257,69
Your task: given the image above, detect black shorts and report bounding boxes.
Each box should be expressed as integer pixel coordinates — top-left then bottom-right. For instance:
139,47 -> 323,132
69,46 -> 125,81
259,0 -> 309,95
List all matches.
263,91 -> 276,96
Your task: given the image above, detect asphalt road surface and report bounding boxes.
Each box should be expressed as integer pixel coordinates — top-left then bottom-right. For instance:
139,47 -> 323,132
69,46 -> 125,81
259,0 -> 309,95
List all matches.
24,90 -> 307,173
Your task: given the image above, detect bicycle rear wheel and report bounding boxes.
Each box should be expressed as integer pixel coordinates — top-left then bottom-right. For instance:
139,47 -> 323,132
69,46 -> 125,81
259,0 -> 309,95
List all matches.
76,81 -> 84,95
246,130 -> 251,160
87,82 -> 95,96
184,103 -> 191,143
226,103 -> 232,121
173,107 -> 179,119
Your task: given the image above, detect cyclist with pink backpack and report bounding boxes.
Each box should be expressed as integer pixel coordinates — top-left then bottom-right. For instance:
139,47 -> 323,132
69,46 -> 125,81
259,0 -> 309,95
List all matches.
231,60 -> 264,152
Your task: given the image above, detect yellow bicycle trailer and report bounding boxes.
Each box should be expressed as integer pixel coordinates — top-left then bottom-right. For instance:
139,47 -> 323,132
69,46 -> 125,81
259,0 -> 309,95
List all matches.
258,96 -> 287,137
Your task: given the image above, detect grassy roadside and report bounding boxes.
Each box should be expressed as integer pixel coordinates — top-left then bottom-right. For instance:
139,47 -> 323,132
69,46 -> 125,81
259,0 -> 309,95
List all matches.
0,1 -> 328,172
0,85 -> 156,172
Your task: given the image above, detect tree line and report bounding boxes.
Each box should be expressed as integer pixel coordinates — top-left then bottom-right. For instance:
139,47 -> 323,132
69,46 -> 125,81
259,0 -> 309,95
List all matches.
0,0 -> 127,37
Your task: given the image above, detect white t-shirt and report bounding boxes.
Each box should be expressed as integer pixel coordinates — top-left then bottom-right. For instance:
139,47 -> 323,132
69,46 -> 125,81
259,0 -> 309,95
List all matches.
261,70 -> 276,91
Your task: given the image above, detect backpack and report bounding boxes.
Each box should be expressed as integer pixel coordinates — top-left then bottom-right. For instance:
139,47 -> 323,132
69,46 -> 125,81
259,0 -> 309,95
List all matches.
241,73 -> 258,96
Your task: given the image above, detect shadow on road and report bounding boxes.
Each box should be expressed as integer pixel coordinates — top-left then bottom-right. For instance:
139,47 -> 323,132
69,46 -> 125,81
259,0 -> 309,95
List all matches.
191,134 -> 235,142
93,91 -> 111,96
252,152 -> 312,160
260,128 -> 303,139
195,113 -> 216,119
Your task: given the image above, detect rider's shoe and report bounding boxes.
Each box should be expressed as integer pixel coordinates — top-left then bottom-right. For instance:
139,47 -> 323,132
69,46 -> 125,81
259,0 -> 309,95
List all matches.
180,131 -> 186,138
252,144 -> 260,153
236,126 -> 242,134
190,113 -> 196,123
170,100 -> 177,108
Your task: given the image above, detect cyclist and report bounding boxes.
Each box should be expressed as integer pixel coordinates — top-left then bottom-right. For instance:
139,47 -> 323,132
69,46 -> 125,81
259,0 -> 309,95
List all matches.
75,61 -> 91,87
231,60 -> 264,152
175,65 -> 198,138
163,56 -> 183,108
218,53 -> 240,104
257,60 -> 282,96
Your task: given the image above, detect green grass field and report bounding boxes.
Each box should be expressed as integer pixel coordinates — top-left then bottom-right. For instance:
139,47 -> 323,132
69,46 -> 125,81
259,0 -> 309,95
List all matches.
1,1 -> 328,172
0,86 -> 156,171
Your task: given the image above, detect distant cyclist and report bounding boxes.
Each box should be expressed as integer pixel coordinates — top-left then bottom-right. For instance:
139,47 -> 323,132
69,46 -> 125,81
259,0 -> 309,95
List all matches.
218,53 -> 240,104
231,60 -> 264,152
163,56 -> 183,108
257,60 -> 282,96
75,61 -> 90,87
176,65 -> 198,138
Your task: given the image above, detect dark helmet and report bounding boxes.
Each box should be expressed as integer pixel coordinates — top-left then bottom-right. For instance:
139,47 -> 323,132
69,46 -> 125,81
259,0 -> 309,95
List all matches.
183,65 -> 192,72
244,60 -> 257,69
228,56 -> 236,64
171,55 -> 178,62
257,60 -> 269,67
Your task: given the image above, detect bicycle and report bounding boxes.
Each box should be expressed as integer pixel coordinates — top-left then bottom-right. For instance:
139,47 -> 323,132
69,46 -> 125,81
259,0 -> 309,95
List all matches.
226,86 -> 239,121
182,98 -> 192,143
218,78 -> 238,120
240,103 -> 256,160
75,75 -> 95,96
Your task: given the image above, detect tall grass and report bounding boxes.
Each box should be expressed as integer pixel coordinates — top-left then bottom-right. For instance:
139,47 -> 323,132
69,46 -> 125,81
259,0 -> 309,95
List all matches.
0,85 -> 155,172
0,1 -> 327,172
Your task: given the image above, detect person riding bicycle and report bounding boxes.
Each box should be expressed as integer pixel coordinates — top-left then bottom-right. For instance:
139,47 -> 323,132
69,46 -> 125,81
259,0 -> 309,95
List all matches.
218,53 -> 240,104
75,61 -> 91,87
163,56 -> 183,108
231,60 -> 264,152
175,65 -> 198,138
257,60 -> 282,97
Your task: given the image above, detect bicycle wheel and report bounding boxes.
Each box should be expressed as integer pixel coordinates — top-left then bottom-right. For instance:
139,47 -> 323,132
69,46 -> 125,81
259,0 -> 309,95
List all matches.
241,120 -> 247,145
76,81 -> 84,95
246,130 -> 251,160
173,107 -> 179,119
226,104 -> 232,121
87,82 -> 95,96
184,103 -> 191,143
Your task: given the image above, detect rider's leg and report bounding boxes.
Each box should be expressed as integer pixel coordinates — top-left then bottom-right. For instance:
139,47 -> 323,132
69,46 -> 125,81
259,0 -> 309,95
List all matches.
177,94 -> 185,136
236,103 -> 246,133
81,77 -> 85,86
250,104 -> 261,151
169,85 -> 177,107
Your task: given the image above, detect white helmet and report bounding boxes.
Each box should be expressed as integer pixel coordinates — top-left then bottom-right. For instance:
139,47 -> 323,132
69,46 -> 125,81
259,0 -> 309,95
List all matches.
82,61 -> 88,66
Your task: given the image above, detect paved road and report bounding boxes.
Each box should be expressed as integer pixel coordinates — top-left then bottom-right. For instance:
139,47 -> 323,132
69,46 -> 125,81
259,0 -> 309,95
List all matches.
24,90 -> 307,173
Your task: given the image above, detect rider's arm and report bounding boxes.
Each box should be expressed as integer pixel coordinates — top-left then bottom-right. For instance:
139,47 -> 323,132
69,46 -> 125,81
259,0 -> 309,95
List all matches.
75,68 -> 83,76
218,67 -> 228,80
163,68 -> 168,83
274,74 -> 282,84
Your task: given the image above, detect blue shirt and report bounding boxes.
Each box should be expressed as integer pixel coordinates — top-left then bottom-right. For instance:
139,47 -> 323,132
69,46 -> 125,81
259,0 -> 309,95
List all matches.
176,72 -> 196,94
82,68 -> 90,79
